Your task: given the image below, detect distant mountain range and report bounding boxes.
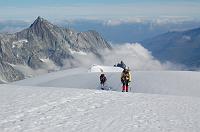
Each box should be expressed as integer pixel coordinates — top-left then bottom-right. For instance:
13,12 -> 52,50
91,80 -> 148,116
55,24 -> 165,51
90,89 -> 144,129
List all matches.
59,19 -> 200,43
2,19 -> 200,43
142,27 -> 200,69
0,17 -> 111,82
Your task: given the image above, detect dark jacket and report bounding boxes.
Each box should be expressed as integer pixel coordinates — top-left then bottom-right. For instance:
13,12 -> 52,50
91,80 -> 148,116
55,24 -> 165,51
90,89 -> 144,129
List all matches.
100,74 -> 107,83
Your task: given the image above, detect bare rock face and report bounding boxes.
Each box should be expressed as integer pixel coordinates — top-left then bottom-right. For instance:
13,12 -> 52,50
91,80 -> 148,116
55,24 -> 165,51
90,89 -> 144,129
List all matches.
0,62 -> 24,82
0,16 -> 111,83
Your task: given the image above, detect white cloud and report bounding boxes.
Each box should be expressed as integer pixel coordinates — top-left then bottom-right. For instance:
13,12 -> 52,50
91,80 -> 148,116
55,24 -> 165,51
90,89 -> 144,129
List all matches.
103,18 -> 145,26
62,52 -> 102,69
62,43 -> 183,71
101,43 -> 183,70
10,58 -> 60,78
8,43 -> 183,81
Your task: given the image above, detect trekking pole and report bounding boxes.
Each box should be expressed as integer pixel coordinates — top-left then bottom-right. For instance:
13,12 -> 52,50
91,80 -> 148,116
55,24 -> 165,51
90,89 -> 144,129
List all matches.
129,82 -> 131,92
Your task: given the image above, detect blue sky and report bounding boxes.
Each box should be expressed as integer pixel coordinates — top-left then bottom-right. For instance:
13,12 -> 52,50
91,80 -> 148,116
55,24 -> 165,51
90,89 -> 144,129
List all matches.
0,0 -> 200,21
0,0 -> 199,6
1,0 -> 200,6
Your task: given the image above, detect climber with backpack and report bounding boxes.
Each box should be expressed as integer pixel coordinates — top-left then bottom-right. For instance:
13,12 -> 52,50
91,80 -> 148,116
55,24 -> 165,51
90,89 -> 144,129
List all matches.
121,67 -> 131,92
100,73 -> 107,90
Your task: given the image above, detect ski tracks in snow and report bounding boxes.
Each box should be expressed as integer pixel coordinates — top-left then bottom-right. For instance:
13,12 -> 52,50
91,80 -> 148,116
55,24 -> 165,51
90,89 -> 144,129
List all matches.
0,86 -> 116,132
1,85 -> 200,132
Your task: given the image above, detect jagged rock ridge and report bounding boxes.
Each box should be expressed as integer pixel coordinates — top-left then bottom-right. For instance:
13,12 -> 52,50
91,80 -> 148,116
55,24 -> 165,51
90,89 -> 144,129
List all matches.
0,16 -> 111,82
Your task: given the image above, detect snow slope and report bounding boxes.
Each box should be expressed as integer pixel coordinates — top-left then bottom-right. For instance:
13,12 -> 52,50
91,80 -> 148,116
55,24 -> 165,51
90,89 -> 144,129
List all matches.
13,66 -> 200,97
0,85 -> 200,132
1,65 -> 200,131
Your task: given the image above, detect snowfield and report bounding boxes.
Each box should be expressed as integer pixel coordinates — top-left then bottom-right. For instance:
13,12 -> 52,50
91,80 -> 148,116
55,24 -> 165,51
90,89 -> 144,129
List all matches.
1,66 -> 200,132
13,66 -> 200,97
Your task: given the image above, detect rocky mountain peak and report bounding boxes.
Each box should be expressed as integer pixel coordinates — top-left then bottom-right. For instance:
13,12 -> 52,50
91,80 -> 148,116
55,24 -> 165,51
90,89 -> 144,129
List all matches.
0,17 -> 112,83
27,16 -> 59,38
30,16 -> 50,28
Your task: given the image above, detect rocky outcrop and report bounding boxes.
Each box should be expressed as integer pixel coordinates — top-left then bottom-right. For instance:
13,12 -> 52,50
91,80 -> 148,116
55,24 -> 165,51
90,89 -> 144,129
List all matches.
0,61 -> 24,82
0,16 -> 111,83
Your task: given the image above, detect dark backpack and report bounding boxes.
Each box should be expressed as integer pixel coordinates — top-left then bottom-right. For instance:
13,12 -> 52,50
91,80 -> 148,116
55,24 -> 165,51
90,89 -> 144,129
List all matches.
100,74 -> 107,83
